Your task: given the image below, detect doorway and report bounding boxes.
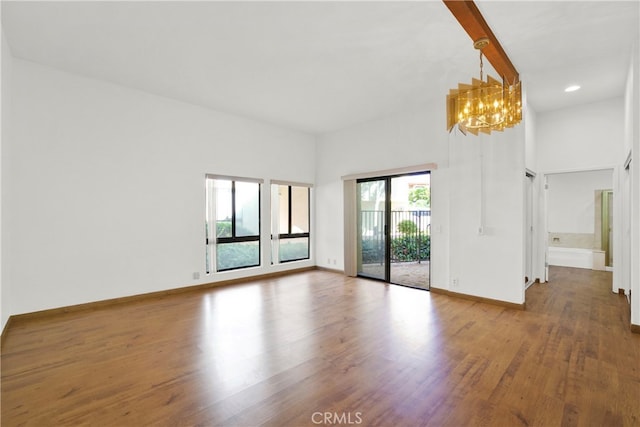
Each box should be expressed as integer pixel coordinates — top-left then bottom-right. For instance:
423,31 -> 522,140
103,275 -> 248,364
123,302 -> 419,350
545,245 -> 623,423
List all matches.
601,190 -> 613,268
543,169 -> 614,276
356,172 -> 431,289
525,171 -> 535,288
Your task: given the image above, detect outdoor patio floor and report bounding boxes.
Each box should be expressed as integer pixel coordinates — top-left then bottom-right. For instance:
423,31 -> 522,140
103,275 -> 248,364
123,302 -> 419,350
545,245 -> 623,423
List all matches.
360,261 -> 430,289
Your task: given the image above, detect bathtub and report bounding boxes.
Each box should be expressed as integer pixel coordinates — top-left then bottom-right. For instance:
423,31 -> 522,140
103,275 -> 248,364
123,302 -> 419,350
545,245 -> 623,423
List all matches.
548,247 -> 606,270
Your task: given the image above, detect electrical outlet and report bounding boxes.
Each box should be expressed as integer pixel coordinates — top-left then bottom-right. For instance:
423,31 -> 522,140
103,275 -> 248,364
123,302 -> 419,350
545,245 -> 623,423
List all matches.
327,258 -> 331,264
193,272 -> 200,280
333,259 -> 337,265
452,278 -> 459,288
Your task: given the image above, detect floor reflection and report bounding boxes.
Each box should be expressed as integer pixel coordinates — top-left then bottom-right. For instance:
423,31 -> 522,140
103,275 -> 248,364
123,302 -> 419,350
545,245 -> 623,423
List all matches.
200,285 -> 265,394
198,280 -> 321,398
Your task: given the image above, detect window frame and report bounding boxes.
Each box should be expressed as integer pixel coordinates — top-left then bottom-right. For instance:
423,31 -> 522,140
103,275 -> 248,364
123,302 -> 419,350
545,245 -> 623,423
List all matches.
206,175 -> 262,273
272,183 -> 311,264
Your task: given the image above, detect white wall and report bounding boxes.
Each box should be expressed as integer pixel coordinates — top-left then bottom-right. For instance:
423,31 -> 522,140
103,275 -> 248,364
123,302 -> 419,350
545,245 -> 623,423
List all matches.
6,59 -> 316,316
315,107 -> 448,274
447,126 -> 525,303
547,170 -> 612,234
316,101 -> 527,304
524,88 -> 537,173
537,98 -> 624,173
537,97 -> 626,289
626,40 -> 640,326
1,27 -> 12,331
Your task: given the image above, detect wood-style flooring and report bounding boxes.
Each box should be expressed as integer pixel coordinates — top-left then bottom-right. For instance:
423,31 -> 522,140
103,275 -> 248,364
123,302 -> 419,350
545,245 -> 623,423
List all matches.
2,266 -> 639,426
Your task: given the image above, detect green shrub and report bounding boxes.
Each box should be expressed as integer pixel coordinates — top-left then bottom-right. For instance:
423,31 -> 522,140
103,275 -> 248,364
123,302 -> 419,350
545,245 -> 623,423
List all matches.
216,221 -> 232,237
279,241 -> 309,262
391,234 -> 430,261
361,234 -> 430,264
409,187 -> 430,208
397,220 -> 418,235
216,242 -> 259,270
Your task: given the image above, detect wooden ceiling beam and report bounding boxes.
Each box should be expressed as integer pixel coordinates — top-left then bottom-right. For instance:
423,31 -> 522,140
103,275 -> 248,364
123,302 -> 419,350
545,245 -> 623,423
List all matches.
443,0 -> 519,83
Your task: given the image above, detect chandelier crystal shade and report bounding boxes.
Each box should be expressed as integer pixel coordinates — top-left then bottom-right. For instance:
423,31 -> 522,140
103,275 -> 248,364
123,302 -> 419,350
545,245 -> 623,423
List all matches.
446,38 -> 522,136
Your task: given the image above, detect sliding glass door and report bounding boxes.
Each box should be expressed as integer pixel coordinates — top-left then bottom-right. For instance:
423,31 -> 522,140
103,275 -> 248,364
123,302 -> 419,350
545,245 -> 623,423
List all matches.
356,172 -> 431,289
357,179 -> 388,281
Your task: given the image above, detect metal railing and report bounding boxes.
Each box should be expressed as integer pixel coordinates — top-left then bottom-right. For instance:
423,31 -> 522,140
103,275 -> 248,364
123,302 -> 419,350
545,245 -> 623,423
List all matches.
360,210 -> 431,264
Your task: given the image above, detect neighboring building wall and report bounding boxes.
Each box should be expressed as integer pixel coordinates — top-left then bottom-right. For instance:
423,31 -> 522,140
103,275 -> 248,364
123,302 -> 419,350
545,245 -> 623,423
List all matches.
6,59 -> 316,316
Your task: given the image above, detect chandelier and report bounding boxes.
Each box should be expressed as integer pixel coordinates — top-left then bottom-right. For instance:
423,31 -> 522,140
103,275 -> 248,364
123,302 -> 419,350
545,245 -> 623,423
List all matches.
447,38 -> 522,136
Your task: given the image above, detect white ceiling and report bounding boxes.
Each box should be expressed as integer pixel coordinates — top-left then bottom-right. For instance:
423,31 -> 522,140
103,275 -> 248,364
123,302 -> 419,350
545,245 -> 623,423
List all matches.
2,1 -> 638,134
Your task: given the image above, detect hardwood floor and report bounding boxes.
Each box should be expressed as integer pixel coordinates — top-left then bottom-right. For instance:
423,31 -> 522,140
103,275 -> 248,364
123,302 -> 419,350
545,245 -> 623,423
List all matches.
1,266 -> 638,426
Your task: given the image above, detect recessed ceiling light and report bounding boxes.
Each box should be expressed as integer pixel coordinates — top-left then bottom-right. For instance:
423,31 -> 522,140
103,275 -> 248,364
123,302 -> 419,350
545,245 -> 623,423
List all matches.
565,85 -> 581,92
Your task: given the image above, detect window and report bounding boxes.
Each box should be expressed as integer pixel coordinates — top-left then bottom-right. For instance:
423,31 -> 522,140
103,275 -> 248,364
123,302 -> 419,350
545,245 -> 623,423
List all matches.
271,183 -> 310,263
206,175 -> 261,273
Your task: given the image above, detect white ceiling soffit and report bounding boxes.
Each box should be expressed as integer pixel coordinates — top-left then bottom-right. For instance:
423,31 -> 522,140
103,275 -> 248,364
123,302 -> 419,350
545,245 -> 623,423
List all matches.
2,1 -> 639,134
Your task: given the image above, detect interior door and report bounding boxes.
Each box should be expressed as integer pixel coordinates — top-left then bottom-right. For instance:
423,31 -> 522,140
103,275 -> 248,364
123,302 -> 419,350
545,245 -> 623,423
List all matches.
357,179 -> 388,281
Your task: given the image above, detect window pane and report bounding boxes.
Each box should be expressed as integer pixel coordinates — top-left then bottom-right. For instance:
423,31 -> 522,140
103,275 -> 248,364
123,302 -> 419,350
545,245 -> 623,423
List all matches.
217,241 -> 260,271
278,185 -> 289,233
279,237 -> 309,262
291,186 -> 309,233
235,181 -> 260,236
215,179 -> 232,238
